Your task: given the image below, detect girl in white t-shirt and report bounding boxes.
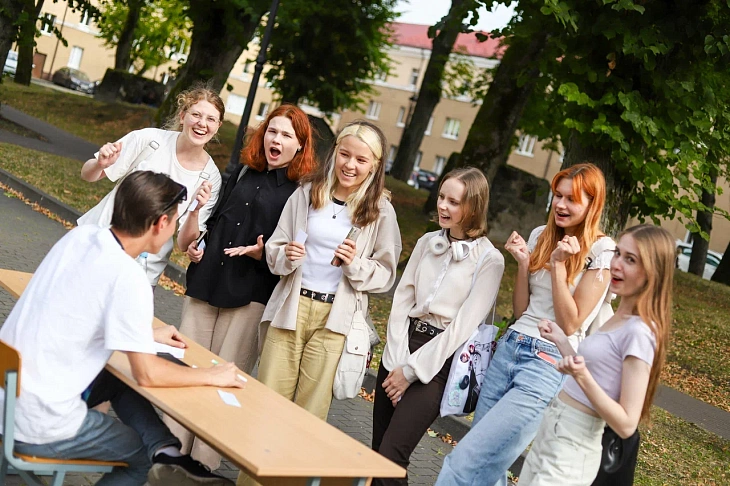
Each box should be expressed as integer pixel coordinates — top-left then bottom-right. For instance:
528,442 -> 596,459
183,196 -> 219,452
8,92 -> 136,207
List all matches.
520,224 -> 674,485
79,85 -> 224,286
437,163 -> 613,486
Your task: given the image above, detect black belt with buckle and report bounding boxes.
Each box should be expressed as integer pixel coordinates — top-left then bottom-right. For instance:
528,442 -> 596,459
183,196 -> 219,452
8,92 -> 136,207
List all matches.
300,288 -> 335,304
410,317 -> 444,337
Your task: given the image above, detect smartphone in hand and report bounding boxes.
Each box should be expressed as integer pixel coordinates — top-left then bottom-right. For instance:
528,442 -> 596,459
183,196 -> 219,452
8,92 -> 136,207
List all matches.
331,227 -> 359,267
195,230 -> 208,251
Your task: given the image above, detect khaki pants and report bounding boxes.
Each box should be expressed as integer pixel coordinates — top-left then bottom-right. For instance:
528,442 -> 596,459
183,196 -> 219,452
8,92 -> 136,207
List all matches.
164,296 -> 266,470
520,396 -> 605,486
238,295 -> 345,485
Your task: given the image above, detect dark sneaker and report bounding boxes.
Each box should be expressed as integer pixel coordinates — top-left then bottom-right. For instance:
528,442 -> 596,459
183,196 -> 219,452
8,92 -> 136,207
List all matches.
149,453 -> 234,485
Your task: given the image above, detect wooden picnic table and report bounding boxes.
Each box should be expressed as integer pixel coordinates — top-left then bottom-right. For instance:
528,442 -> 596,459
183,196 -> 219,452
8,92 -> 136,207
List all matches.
0,268 -> 405,486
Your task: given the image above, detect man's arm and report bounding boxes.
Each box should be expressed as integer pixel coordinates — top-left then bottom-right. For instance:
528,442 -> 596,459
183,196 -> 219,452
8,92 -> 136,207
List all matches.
126,352 -> 244,388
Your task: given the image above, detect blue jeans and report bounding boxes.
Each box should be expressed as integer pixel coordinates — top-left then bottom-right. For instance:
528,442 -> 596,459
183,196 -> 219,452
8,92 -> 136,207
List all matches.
436,329 -> 566,486
14,370 -> 180,486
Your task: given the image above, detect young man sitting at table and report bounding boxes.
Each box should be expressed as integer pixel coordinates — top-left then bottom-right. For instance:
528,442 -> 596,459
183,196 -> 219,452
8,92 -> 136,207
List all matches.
0,171 -> 244,486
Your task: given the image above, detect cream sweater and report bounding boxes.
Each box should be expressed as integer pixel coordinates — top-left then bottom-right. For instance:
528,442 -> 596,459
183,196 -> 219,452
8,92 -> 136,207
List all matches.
381,231 -> 505,384
262,183 -> 402,335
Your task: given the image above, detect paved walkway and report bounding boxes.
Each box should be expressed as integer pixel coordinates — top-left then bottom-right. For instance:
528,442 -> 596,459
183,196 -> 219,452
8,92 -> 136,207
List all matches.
0,187 -> 449,485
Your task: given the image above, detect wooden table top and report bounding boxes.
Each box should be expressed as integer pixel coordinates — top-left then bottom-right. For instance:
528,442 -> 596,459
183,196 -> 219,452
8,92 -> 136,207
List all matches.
0,268 -> 405,483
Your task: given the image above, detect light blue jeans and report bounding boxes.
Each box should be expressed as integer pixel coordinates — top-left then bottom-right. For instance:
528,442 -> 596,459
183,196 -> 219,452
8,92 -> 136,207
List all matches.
436,329 -> 566,486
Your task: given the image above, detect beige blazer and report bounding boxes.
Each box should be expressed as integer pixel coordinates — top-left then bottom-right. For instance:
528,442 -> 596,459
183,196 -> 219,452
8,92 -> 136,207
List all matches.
263,183 -> 402,335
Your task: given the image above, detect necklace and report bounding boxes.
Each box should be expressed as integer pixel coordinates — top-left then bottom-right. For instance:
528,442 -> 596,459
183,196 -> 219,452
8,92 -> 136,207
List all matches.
447,230 -> 467,242
332,197 -> 347,219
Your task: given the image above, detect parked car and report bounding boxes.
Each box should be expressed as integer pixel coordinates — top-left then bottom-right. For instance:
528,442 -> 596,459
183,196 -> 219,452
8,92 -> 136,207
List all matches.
3,51 -> 17,76
407,169 -> 438,191
675,240 -> 723,280
51,67 -> 96,94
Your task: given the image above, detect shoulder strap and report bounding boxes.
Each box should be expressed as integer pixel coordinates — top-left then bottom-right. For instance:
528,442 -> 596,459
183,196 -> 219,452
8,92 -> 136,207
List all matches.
115,140 -> 159,186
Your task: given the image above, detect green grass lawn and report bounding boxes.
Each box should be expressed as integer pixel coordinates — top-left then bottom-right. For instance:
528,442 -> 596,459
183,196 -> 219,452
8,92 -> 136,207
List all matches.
0,82 -> 728,484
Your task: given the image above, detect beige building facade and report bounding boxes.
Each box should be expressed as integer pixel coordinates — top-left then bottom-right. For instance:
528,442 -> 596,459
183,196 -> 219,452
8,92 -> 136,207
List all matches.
17,10 -> 730,253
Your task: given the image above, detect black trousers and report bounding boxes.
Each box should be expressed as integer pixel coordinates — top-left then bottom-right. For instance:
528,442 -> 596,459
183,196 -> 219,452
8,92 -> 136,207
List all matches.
371,330 -> 452,486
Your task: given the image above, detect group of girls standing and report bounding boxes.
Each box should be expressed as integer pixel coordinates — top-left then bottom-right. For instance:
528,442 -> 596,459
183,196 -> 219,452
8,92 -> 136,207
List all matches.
80,84 -> 674,486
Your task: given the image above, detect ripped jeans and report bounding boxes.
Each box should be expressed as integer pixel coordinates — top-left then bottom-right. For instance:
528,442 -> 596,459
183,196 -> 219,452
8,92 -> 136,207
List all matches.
436,329 -> 566,486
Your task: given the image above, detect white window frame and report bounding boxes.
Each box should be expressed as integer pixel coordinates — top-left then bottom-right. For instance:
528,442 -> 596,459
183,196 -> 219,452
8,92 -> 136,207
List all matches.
388,145 -> 397,163
409,68 -> 419,87
515,134 -> 537,157
434,155 -> 447,175
442,118 -> 460,140
396,107 -> 406,127
67,46 -> 83,69
256,102 -> 270,120
424,116 -> 434,136
226,93 -> 247,116
40,14 -> 56,35
414,151 -> 422,170
366,100 -> 381,120
374,70 -> 387,83
80,10 -> 91,26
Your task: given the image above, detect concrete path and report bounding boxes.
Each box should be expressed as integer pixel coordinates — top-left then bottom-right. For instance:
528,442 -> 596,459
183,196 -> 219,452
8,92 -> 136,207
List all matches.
0,104 -> 98,162
0,186 -> 449,485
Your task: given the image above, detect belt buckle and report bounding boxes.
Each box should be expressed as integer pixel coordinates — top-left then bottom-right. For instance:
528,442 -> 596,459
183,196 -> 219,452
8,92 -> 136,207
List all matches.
321,293 -> 327,302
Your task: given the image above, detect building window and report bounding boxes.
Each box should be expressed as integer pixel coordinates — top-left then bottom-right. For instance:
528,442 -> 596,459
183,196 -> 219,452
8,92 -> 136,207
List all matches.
442,118 -> 460,140
366,100 -> 381,120
396,107 -> 406,127
434,155 -> 447,175
424,116 -> 434,136
515,134 -> 537,157
388,145 -> 398,162
414,151 -> 422,170
374,70 -> 387,82
256,102 -> 270,120
67,46 -> 83,69
40,13 -> 56,34
80,10 -> 91,26
409,68 -> 419,87
226,93 -> 247,116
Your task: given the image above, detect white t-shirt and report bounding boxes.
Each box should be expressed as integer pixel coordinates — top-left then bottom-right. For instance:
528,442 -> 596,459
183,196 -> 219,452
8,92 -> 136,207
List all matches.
80,128 -> 222,285
0,225 -> 156,444
510,225 -> 616,350
301,201 -> 354,293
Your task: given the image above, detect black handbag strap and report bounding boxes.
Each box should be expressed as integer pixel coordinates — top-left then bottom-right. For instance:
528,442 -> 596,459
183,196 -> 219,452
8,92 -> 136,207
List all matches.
205,165 -> 248,230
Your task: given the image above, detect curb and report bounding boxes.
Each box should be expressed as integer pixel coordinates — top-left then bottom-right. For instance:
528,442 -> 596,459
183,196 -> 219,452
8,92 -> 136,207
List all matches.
0,168 -> 189,286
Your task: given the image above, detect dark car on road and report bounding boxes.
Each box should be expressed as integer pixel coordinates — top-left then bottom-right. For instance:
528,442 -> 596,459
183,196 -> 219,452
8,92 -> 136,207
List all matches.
52,67 -> 96,94
408,169 -> 439,191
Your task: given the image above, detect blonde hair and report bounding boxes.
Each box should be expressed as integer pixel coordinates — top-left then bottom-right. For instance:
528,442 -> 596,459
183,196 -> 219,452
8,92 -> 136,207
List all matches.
307,120 -> 390,227
619,224 -> 674,424
163,82 -> 225,132
435,167 -> 489,238
529,163 -> 607,284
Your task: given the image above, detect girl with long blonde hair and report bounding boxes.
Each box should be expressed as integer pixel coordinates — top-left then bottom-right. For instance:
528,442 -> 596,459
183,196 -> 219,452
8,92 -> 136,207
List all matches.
437,163 -> 615,486
519,224 -> 674,485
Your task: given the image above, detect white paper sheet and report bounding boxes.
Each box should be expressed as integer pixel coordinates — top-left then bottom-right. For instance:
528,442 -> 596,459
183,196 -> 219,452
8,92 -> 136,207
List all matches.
218,390 -> 242,407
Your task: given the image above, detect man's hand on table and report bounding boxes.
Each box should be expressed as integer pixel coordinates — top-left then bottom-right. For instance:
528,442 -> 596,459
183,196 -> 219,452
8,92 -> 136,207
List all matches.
153,325 -> 187,349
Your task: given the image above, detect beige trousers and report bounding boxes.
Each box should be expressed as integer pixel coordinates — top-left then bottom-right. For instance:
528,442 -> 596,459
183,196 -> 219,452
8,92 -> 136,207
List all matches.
164,296 -> 266,470
520,396 -> 606,486
237,295 -> 346,486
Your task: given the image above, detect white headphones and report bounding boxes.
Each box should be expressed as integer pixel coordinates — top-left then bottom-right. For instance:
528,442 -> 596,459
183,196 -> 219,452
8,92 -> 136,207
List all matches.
429,230 -> 475,262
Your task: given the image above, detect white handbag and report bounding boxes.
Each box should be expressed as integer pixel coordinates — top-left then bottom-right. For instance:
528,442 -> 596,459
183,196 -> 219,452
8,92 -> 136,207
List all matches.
439,247 -> 500,417
333,294 -> 375,400
77,141 -> 160,228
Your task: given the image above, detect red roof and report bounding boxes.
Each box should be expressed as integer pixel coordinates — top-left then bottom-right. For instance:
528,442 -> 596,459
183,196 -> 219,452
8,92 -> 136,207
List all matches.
390,22 -> 504,59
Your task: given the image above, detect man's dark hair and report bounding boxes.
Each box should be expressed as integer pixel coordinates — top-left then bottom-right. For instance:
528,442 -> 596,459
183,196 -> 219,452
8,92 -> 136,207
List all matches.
111,171 -> 185,236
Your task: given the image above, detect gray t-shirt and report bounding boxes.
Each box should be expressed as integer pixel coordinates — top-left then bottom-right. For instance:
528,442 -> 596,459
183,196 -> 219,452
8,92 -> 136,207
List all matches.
562,315 -> 656,411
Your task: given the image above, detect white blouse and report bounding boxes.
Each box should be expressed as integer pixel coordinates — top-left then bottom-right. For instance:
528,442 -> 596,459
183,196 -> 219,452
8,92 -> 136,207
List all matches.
510,225 -> 616,350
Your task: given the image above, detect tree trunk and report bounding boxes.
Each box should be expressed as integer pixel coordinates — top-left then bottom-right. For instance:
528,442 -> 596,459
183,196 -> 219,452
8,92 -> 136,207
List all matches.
0,0 -> 24,84
390,0 -> 475,182
459,32 -> 548,186
154,0 -> 266,127
424,151 -> 460,212
114,0 -> 142,71
560,130 -> 633,237
710,239 -> 730,286
13,0 -> 42,86
688,166 -> 717,276
422,31 -> 549,213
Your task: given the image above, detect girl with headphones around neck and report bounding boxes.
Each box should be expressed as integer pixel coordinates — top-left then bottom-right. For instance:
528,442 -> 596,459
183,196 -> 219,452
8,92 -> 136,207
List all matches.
372,168 -> 505,486
436,163 -> 614,486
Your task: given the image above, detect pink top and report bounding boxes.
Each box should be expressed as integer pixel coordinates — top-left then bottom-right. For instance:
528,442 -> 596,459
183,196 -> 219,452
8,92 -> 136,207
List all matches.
562,315 -> 656,411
